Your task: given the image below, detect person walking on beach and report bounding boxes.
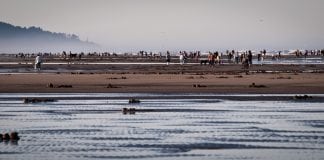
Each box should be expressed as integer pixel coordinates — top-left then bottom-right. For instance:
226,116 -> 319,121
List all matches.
166,51 -> 171,65
179,52 -> 185,65
34,54 -> 42,70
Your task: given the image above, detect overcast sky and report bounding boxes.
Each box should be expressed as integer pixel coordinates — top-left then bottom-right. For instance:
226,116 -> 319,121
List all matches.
1,0 -> 324,51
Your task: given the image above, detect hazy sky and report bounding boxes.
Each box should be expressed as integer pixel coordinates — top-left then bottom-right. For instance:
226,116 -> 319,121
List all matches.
1,0 -> 324,51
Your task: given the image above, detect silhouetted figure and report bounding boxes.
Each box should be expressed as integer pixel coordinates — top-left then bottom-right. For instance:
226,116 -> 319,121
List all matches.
263,49 -> 266,56
62,51 -> 67,59
248,50 -> 253,65
166,51 -> 171,65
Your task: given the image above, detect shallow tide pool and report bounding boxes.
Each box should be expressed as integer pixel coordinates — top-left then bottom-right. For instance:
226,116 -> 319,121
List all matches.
0,93 -> 324,160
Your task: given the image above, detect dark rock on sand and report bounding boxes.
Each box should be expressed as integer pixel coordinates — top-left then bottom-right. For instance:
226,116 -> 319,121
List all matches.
249,83 -> 267,88
56,85 -> 73,88
107,83 -> 119,88
193,84 -> 207,88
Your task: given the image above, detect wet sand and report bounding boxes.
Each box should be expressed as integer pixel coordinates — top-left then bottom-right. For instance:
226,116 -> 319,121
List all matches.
0,71 -> 323,94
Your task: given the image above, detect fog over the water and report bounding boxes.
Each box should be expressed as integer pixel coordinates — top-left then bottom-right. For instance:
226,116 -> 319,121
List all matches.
0,0 -> 324,52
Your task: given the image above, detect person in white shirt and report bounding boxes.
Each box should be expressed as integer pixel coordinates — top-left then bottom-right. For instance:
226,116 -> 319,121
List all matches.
35,55 -> 42,70
179,53 -> 185,65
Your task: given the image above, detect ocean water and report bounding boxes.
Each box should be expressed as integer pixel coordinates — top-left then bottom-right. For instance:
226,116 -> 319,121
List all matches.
0,93 -> 324,160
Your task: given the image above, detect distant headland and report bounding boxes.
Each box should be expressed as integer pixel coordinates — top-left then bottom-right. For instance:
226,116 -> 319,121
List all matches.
0,21 -> 99,53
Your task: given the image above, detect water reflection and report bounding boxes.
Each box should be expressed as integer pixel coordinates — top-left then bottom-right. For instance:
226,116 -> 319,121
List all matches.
0,140 -> 19,146
0,93 -> 324,160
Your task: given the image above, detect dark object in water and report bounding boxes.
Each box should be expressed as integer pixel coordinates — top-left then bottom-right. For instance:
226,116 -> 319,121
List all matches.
249,83 -> 267,88
1,132 -> 20,141
23,98 -> 55,103
10,132 -> 20,140
193,84 -> 207,88
129,99 -> 140,103
2,133 -> 10,140
122,108 -> 136,114
294,95 -> 313,100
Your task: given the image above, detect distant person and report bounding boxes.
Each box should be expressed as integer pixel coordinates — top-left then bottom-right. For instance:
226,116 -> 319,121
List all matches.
216,55 -> 221,64
257,52 -> 261,61
242,57 -> 249,69
260,53 -> 264,65
237,52 -> 240,64
34,55 -> 42,70
248,50 -> 253,65
208,53 -> 214,66
179,53 -> 185,65
166,51 -> 171,65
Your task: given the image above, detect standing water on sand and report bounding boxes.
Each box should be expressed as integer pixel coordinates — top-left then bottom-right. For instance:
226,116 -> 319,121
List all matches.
1,93 -> 324,160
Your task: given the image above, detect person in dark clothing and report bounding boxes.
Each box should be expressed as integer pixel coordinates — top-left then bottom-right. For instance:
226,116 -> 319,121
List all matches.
248,50 -> 253,65
166,51 -> 171,65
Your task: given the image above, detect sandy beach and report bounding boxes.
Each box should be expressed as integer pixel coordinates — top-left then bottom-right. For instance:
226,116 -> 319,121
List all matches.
1,67 -> 324,94
0,53 -> 323,94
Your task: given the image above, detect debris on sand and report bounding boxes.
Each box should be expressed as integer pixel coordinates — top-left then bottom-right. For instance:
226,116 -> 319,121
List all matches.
57,85 -> 73,88
234,75 -> 243,78
107,77 -> 127,80
193,84 -> 207,88
217,76 -> 228,79
47,83 -> 72,88
47,83 -> 54,88
249,83 -> 267,88
107,83 -> 119,88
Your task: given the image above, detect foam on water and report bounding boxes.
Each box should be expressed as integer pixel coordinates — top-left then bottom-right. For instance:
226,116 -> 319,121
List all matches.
0,93 -> 324,160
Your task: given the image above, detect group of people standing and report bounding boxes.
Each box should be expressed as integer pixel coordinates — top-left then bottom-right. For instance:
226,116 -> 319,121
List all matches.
168,50 -> 255,68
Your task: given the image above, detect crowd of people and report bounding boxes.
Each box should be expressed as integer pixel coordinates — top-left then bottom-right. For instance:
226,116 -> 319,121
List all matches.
7,49 -> 324,71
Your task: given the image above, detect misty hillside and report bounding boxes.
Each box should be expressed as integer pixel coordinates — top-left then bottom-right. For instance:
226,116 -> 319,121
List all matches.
0,21 -> 99,53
